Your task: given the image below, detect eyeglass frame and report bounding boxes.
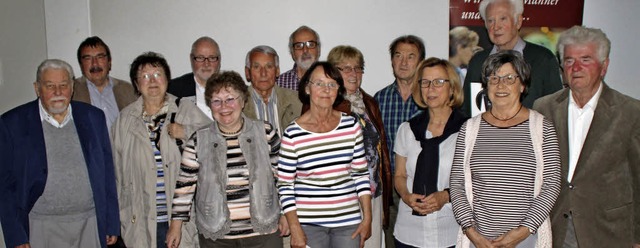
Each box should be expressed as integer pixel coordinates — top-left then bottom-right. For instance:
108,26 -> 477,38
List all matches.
209,95 -> 242,108
419,78 -> 449,88
486,74 -> 520,85
309,81 -> 339,90
192,55 -> 220,63
138,72 -> 164,82
292,40 -> 318,50
336,66 -> 364,74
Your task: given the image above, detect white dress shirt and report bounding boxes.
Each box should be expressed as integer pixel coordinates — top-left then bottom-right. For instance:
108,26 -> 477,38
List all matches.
567,83 -> 603,182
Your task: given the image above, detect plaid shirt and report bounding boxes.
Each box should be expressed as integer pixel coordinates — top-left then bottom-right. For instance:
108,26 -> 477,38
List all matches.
276,65 -> 300,91
374,81 -> 422,171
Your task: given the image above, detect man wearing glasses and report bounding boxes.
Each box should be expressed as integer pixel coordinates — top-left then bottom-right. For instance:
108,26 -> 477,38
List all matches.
276,25 -> 321,91
244,45 -> 301,137
168,36 -> 221,120
72,36 -> 136,129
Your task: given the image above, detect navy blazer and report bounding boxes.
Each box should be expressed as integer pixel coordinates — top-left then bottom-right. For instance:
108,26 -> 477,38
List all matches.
168,72 -> 197,98
0,100 -> 120,247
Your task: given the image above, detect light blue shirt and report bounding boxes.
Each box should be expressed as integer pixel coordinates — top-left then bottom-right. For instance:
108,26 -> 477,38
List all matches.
86,77 -> 119,129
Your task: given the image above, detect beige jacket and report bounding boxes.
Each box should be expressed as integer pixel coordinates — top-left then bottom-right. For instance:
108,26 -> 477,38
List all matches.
111,94 -> 212,247
73,76 -> 137,111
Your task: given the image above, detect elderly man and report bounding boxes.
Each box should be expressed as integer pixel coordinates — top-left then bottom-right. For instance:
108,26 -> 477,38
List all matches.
463,0 -> 563,115
73,36 -> 136,129
534,26 -> 640,248
0,59 -> 120,248
168,36 -> 221,119
373,34 -> 425,248
276,26 -> 321,91
244,45 -> 302,136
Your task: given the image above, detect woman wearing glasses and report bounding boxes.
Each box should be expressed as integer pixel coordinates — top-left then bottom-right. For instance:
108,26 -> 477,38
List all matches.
166,71 -> 287,248
278,62 -> 372,248
450,50 -> 561,248
393,58 -> 467,248
111,52 -> 211,247
326,45 -> 392,248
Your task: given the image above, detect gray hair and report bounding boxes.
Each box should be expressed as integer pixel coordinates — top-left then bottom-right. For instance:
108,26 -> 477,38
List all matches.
479,0 -> 524,24
245,45 -> 280,68
288,25 -> 321,54
36,59 -> 75,85
481,50 -> 531,102
190,36 -> 220,55
557,26 -> 611,64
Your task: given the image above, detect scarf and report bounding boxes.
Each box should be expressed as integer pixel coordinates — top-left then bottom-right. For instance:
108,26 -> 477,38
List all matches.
409,109 -> 467,215
344,89 -> 366,115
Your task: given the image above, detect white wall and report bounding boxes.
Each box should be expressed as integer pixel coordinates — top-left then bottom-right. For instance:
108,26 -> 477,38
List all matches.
89,0 -> 449,96
1,0 -> 639,112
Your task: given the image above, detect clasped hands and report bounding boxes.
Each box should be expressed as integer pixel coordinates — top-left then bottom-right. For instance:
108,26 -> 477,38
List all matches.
402,190 -> 449,216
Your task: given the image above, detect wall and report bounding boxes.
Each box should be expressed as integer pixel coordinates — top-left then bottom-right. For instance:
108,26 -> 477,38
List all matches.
1,0 -> 639,112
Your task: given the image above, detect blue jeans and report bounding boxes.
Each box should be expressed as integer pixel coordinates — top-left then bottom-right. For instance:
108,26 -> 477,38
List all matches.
302,224 -> 360,248
157,221 -> 169,248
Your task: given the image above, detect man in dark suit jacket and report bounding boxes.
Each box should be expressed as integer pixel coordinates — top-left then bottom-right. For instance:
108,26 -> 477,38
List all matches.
0,59 -> 120,247
534,26 -> 640,248
168,36 -> 221,119
72,36 -> 136,129
463,0 -> 563,116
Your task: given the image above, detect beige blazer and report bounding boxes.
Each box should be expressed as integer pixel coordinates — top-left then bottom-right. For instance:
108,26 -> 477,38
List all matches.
243,85 -> 302,133
533,83 -> 640,247
73,76 -> 137,110
111,95 -> 212,248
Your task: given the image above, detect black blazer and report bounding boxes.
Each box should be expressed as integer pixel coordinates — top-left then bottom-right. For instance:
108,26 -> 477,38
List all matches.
168,72 -> 197,98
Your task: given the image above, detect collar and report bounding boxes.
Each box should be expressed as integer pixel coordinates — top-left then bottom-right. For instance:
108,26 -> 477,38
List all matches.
250,86 -> 277,104
39,100 -> 73,128
569,82 -> 603,110
86,76 -> 114,91
490,37 -> 526,54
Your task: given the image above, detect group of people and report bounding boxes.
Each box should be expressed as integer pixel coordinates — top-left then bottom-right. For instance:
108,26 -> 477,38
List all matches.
1,0 -> 639,248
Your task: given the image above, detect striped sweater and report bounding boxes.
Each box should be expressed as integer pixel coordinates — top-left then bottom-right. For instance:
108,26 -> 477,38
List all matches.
277,114 -> 371,227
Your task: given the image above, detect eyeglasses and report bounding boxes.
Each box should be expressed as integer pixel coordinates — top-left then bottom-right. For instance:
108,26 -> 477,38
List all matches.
192,56 -> 220,63
487,74 -> 519,85
292,41 -> 318,50
138,72 -> 163,82
336,66 -> 364,74
210,95 -> 241,108
310,81 -> 339,90
81,54 -> 108,61
420,79 -> 449,88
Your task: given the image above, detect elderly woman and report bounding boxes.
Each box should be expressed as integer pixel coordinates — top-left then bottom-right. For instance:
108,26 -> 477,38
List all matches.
392,58 -> 467,248
111,52 -> 210,248
326,45 -> 392,248
278,62 -> 372,248
166,71 -> 287,248
448,26 -> 482,83
450,50 -> 561,248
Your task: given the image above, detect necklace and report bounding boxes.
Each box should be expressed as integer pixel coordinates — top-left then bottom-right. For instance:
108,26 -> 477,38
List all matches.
218,119 -> 244,136
490,104 -> 523,121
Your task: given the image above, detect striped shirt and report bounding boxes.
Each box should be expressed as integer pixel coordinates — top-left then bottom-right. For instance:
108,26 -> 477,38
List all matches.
172,122 -> 279,239
143,112 -> 169,223
277,114 -> 371,227
373,81 -> 422,171
450,118 -> 561,239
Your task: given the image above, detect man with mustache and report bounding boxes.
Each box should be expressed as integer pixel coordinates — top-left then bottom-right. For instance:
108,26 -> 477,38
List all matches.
0,59 -> 120,248
73,36 -> 137,129
168,36 -> 221,119
276,26 -> 321,91
462,0 -> 563,116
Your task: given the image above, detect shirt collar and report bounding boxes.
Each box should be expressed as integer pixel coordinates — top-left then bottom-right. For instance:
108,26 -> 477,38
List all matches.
250,86 -> 276,104
490,37 -> 526,54
38,100 -> 73,128
569,82 -> 603,111
86,76 -> 114,91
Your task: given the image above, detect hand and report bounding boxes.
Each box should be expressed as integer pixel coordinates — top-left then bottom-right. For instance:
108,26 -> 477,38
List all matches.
351,218 -> 372,248
289,225 -> 307,248
106,235 -> 118,245
167,123 -> 186,140
401,193 -> 428,215
423,190 -> 449,214
16,244 -> 31,248
492,226 -> 530,248
466,227 -> 496,248
166,220 -> 183,248
278,215 -> 290,237
634,244 -> 640,248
